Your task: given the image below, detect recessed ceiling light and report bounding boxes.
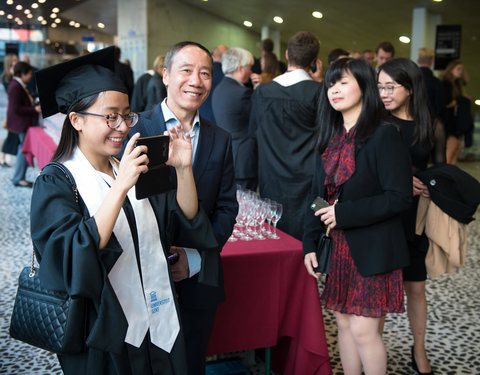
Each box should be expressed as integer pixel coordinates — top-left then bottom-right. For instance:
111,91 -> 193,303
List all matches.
32,3 -> 38,9
55,18 -> 61,23
24,9 -> 31,14
41,20 -> 47,25
0,10 -> 4,16
16,4 -> 23,10
17,20 -> 23,25
399,36 -> 411,43
51,23 -> 57,28
273,16 -> 283,24
75,22 -> 80,28
27,14 -> 33,18
37,16 -> 44,21
312,11 -> 323,19
69,20 -> 75,26
475,99 -> 480,106
6,0 -> 13,5
7,14 -> 13,19
97,22 -> 105,28
50,13 -> 56,18
243,20 -> 253,27
52,7 -> 60,13
39,0 -> 46,3
432,0 -> 443,2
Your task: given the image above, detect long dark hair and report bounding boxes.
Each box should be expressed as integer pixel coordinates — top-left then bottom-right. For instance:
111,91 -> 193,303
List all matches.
316,57 -> 385,154
51,93 -> 100,162
378,58 -> 433,149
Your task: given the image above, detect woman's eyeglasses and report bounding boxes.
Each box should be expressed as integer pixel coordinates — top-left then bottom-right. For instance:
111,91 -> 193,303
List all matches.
76,111 -> 139,129
377,84 -> 402,95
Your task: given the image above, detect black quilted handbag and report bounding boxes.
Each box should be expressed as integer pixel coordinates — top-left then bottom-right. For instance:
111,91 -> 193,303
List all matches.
9,162 -> 87,354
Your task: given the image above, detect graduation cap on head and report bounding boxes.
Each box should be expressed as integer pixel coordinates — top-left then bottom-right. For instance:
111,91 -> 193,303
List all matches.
35,46 -> 127,118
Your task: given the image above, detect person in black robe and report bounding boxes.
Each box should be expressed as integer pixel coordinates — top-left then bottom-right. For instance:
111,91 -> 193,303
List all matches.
248,31 -> 323,240
30,46 -> 217,375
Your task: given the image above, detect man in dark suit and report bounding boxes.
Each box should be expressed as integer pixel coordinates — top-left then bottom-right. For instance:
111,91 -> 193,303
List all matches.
212,47 -> 256,189
199,44 -> 227,124
7,61 -> 41,187
114,46 -> 134,99
417,47 -> 446,118
125,41 -> 237,375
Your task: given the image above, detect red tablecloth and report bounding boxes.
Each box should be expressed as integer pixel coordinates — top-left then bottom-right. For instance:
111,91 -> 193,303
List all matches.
208,231 -> 332,375
22,126 -> 57,169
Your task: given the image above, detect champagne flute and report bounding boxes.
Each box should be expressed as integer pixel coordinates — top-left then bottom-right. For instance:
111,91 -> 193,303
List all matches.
270,202 -> 283,239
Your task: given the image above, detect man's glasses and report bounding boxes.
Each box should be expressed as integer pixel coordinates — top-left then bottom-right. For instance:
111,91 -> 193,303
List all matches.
77,111 -> 139,129
377,84 -> 402,95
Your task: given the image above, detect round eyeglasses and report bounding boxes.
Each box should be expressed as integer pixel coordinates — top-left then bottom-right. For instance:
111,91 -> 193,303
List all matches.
377,84 -> 402,95
76,111 -> 139,129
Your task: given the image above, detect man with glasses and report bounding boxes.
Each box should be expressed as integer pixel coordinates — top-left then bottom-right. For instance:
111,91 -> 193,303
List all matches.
123,41 -> 237,375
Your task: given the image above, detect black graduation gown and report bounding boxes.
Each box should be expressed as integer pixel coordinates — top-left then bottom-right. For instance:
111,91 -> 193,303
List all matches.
249,79 -> 322,240
30,164 -> 218,375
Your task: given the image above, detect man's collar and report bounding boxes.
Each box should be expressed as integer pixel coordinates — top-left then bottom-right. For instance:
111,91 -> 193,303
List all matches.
161,98 -> 200,130
273,69 -> 312,87
226,74 -> 245,86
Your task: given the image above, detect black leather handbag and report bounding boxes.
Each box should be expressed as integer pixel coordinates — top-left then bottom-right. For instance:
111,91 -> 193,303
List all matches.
313,197 -> 339,275
9,162 -> 87,354
313,226 -> 333,274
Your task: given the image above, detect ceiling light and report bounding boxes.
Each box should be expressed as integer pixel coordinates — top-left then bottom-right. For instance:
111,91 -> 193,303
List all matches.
55,18 -> 61,23
475,99 -> 480,106
69,20 -> 75,26
7,14 -> 13,19
432,0 -> 443,2
51,23 -> 57,28
50,13 -> 56,18
6,0 -> 13,5
0,11 -> 4,16
75,22 -> 80,28
41,20 -> 47,25
24,9 -> 31,14
32,3 -> 38,9
399,36 -> 410,43
16,4 -> 23,10
312,11 -> 323,19
17,20 -> 23,25
52,7 -> 60,13
37,16 -> 44,21
97,22 -> 105,28
27,14 -> 33,18
39,0 -> 46,3
243,20 -> 252,27
273,16 -> 283,24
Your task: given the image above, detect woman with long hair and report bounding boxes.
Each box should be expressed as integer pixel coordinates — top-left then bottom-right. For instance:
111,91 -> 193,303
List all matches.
441,60 -> 467,164
1,53 -> 20,166
30,47 -> 216,374
303,58 -> 412,374
378,57 -> 445,375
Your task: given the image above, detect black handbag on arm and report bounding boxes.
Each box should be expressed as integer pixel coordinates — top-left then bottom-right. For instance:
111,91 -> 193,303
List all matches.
313,187 -> 342,275
9,162 -> 87,354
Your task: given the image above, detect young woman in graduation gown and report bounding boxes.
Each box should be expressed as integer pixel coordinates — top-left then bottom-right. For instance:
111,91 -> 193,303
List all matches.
378,58 -> 445,375
303,58 -> 412,374
30,48 -> 217,374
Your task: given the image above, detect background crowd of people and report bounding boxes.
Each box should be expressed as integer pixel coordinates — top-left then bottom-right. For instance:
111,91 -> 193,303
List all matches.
0,29 -> 477,375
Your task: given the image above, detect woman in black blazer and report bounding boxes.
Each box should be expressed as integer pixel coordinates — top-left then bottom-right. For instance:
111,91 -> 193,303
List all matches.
303,58 -> 412,374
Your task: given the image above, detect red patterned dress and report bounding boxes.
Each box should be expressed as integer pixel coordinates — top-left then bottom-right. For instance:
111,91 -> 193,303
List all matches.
320,127 -> 404,317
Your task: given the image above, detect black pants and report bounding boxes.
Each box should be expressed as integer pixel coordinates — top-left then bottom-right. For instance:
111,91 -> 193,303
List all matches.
178,305 -> 218,375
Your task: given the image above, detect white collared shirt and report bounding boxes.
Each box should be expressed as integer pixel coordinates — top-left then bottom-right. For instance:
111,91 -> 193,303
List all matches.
160,98 -> 202,277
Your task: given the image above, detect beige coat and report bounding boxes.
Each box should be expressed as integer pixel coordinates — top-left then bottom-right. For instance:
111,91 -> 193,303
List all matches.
416,196 -> 467,278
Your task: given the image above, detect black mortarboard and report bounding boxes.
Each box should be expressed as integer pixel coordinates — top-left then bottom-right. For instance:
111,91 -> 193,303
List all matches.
35,46 -> 127,118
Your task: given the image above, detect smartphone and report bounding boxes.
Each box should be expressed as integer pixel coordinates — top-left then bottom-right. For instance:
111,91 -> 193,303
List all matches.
135,135 -> 169,168
310,59 -> 317,73
167,253 -> 179,265
310,196 -> 329,212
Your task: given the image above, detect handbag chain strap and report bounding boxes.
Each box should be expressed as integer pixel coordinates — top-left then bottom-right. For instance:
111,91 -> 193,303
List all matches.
29,162 -> 79,278
325,198 -> 339,237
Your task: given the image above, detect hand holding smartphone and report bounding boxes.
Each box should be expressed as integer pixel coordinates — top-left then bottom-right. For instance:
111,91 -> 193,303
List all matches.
310,196 -> 329,212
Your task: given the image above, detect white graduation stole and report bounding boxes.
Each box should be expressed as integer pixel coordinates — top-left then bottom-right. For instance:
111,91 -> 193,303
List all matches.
64,147 -> 179,352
